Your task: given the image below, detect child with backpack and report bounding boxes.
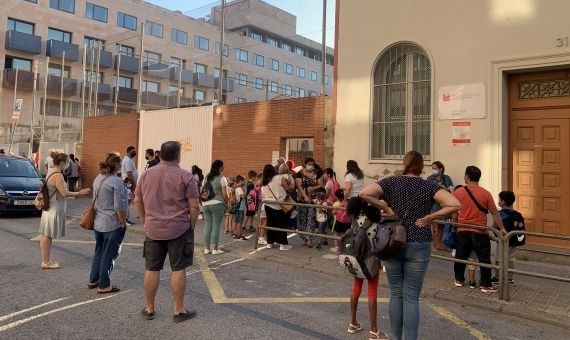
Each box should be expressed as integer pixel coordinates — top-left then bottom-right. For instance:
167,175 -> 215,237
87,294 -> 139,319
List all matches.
314,187 -> 328,250
243,170 -> 258,232
224,176 -> 235,235
232,175 -> 247,240
331,189 -> 351,252
256,174 -> 269,245
491,191 -> 525,285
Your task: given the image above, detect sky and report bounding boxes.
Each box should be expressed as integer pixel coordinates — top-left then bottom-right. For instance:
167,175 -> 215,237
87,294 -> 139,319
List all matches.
145,0 -> 336,47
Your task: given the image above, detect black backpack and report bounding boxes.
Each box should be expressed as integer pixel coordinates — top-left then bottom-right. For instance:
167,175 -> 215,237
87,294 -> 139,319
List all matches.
503,209 -> 526,247
339,219 -> 379,280
200,180 -> 216,202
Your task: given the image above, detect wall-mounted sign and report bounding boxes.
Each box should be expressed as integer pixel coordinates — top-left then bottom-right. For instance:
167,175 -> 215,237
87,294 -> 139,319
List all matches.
438,83 -> 486,120
12,99 -> 23,122
452,121 -> 471,147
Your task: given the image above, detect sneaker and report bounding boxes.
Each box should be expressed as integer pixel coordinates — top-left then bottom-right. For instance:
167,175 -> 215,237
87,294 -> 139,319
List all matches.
509,279 -> 515,285
126,219 -> 135,225
211,249 -> 224,255
258,237 -> 267,245
266,243 -> 274,249
480,286 -> 498,293
279,244 -> 292,251
330,247 -> 339,252
316,244 -> 322,250
453,280 -> 464,287
490,277 -> 499,284
469,281 -> 476,289
203,249 -> 211,255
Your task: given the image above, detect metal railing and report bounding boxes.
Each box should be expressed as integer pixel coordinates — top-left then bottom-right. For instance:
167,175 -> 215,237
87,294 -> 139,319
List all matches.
252,200 -> 570,301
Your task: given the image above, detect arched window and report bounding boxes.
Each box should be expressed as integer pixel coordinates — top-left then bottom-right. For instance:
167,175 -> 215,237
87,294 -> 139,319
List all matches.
372,43 -> 431,160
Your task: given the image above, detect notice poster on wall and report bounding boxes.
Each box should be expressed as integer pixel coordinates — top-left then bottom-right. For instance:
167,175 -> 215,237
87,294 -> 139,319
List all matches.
438,83 -> 486,120
271,151 -> 280,165
452,122 -> 471,147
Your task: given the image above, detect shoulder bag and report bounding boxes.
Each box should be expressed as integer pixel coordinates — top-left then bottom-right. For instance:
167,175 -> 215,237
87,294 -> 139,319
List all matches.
34,172 -> 58,211
463,186 -> 489,214
80,175 -> 111,231
267,185 -> 295,214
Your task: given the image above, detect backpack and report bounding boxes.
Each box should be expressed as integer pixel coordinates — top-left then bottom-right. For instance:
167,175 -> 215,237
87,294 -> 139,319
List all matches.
338,219 -> 379,280
246,187 -> 259,212
34,173 -> 57,211
502,209 -> 526,247
200,180 -> 216,202
335,200 -> 351,224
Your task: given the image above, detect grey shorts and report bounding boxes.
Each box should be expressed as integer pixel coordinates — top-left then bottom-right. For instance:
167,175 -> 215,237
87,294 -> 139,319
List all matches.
143,228 -> 194,271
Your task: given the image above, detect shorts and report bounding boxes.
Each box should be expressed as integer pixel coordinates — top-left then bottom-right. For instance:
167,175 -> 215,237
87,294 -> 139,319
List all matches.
317,221 -> 327,232
233,210 -> 245,224
259,204 -> 267,219
246,210 -> 256,217
144,228 -> 194,271
491,241 -> 518,263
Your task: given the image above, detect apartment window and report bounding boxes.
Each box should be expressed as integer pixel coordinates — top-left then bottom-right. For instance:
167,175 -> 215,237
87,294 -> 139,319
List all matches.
86,2 -> 107,23
325,75 -> 331,85
50,0 -> 75,13
7,18 -> 34,35
283,85 -> 292,96
84,70 -> 103,83
236,73 -> 247,86
48,28 -> 71,43
295,46 -> 305,56
193,63 -> 207,74
118,76 -> 133,88
309,91 -> 318,97
5,56 -> 32,71
234,97 -> 247,104
169,85 -> 183,95
284,63 -> 293,75
48,64 -> 70,78
309,70 -> 318,81
118,45 -> 134,57
194,35 -> 209,51
267,37 -> 278,47
251,32 -> 262,41
215,42 -> 229,57
297,67 -> 305,78
143,51 -> 161,64
146,21 -> 163,38
235,49 -> 248,62
253,54 -> 264,67
282,42 -> 291,52
25,0 -> 38,3
269,58 -> 279,71
372,43 -> 431,159
84,37 -> 104,49
117,12 -> 137,31
143,80 -> 159,93
171,57 -> 185,68
253,77 -> 264,90
297,88 -> 305,97
171,28 -> 188,45
269,81 -> 278,93
193,90 -> 205,101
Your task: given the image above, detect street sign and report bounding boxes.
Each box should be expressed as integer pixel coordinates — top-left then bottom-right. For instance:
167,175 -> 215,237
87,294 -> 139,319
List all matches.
12,99 -> 23,122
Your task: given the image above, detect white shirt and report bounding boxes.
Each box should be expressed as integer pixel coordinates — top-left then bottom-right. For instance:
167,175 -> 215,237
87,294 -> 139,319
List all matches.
46,156 -> 54,168
121,156 -> 138,183
202,176 -> 228,206
261,175 -> 287,210
345,173 -> 364,199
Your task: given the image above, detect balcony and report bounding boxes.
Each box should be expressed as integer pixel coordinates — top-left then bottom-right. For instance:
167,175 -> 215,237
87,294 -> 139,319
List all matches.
193,73 -> 215,88
86,50 -> 113,69
169,68 -> 193,84
114,87 -> 138,103
5,30 -> 41,55
115,55 -> 139,74
215,77 -> 235,92
46,75 -> 78,96
166,94 -> 194,108
2,69 -> 35,91
46,40 -> 80,61
141,92 -> 168,107
143,63 -> 170,79
84,83 -> 112,101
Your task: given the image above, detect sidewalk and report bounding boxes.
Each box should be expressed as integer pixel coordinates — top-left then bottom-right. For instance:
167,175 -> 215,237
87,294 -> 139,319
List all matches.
66,200 -> 570,328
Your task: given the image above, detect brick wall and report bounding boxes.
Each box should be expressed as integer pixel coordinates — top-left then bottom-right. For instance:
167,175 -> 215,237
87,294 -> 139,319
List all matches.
212,96 -> 325,177
81,114 -> 139,188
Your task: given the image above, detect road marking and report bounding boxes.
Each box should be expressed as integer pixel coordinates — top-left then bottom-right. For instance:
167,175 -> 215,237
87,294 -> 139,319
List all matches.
430,305 -> 491,340
0,297 -> 70,322
0,291 -> 133,333
197,253 -> 227,303
30,237 -> 142,247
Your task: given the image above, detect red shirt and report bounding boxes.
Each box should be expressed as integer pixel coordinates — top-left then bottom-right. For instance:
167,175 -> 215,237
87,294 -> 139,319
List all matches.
135,161 -> 199,240
454,184 -> 496,234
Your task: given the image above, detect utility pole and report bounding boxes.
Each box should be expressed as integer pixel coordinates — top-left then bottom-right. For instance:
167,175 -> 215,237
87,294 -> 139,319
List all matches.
114,44 -> 121,115
29,60 -> 38,154
41,57 -> 49,142
94,42 -> 101,115
81,44 -> 87,142
218,0 -> 225,104
137,22 -> 145,112
321,0 -> 327,96
8,68 -> 19,154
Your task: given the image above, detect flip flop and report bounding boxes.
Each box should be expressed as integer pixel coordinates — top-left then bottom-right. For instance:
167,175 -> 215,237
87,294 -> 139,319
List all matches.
97,286 -> 120,294
141,308 -> 155,320
87,282 -> 99,289
41,262 -> 61,270
173,309 -> 197,323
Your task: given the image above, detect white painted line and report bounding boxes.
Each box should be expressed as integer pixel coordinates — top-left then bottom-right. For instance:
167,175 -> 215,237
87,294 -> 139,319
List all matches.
185,258 -> 245,277
0,290 -> 133,333
248,246 -> 268,255
287,233 -> 297,239
30,237 -> 142,247
0,297 -> 70,322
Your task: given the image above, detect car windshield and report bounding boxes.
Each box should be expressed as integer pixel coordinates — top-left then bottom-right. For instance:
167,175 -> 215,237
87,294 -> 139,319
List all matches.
0,158 -> 40,178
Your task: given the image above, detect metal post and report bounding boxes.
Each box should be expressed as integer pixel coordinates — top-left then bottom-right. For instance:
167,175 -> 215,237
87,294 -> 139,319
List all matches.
8,68 -> 19,154
94,43 -> 101,116
265,80 -> 269,101
81,44 -> 87,142
41,57 -> 49,142
321,0 -> 327,96
88,45 -> 95,117
29,60 -> 39,155
177,63 -> 182,108
137,22 -> 145,113
497,236 -> 505,300
57,50 -> 65,142
218,0 -> 225,103
503,238 -> 511,301
114,44 -> 121,115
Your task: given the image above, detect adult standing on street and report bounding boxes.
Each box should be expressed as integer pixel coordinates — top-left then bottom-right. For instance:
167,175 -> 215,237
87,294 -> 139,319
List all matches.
261,164 -> 294,250
66,154 -> 80,192
121,146 -> 138,225
38,153 -> 91,269
144,149 -> 159,170
134,141 -> 200,322
202,160 -> 229,255
426,161 -> 454,250
345,160 -> 365,199
88,153 -> 128,294
359,151 -> 460,340
295,157 -> 322,248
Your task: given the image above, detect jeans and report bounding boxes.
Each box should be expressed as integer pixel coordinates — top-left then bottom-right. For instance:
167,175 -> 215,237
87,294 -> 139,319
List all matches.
384,242 -> 431,340
203,203 -> 225,247
89,227 -> 125,289
454,231 -> 492,286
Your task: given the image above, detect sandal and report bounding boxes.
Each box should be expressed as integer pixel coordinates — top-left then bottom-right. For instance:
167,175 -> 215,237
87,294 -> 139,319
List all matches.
41,262 -> 61,270
97,286 -> 120,294
173,309 -> 197,323
141,308 -> 155,320
87,281 -> 99,289
348,323 -> 363,334
369,331 -> 388,340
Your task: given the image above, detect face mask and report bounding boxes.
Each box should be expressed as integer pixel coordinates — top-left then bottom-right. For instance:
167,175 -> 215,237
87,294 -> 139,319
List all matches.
126,183 -> 132,188
130,151 -> 137,158
432,169 -> 439,176
306,164 -> 314,171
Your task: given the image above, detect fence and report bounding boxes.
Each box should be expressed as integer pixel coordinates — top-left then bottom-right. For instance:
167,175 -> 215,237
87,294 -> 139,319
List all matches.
254,200 -> 569,302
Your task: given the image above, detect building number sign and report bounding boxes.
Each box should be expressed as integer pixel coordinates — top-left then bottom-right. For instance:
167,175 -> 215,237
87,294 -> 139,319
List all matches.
556,36 -> 568,47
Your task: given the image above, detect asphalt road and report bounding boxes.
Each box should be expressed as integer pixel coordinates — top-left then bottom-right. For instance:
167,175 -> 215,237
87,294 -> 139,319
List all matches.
1,211 -> 568,340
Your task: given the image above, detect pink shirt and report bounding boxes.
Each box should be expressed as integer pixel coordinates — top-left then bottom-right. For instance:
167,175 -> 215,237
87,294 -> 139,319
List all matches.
135,161 -> 199,240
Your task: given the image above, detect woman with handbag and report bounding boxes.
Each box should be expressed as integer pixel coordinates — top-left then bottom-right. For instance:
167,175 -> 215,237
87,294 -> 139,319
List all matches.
38,153 -> 91,270
294,157 -> 323,248
202,160 -> 229,255
359,151 -> 460,340
261,164 -> 295,251
426,161 -> 455,250
88,153 -> 128,293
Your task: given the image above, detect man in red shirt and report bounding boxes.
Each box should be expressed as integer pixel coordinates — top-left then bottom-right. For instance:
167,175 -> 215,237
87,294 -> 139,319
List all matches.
453,166 -> 507,293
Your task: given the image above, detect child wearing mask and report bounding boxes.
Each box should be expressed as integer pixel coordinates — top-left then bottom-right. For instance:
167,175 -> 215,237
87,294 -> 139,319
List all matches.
314,187 -> 328,250
225,176 -> 235,235
232,175 -> 247,240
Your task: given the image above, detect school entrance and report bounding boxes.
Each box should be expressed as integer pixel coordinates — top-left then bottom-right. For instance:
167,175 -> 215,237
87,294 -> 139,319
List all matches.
509,70 -> 570,248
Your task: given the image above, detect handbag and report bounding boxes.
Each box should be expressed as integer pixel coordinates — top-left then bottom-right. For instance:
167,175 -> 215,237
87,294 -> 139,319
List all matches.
80,175 -> 111,231
267,186 -> 295,213
442,223 -> 457,249
372,186 -> 422,260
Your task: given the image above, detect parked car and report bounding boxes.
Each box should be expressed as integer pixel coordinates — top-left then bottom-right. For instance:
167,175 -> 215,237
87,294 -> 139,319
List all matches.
0,155 -> 42,214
